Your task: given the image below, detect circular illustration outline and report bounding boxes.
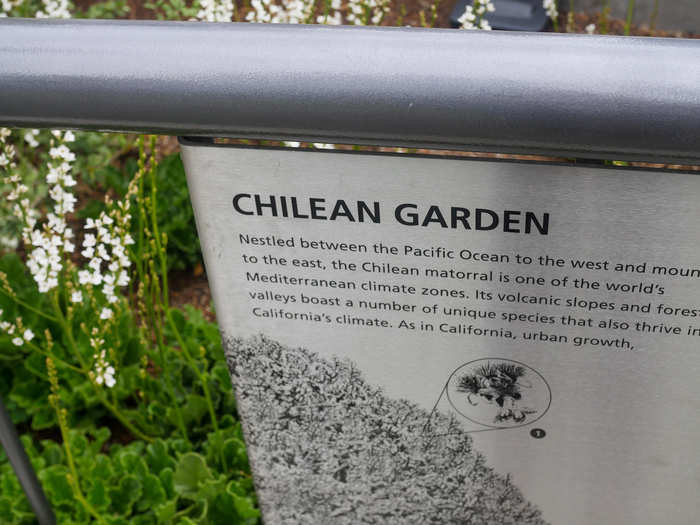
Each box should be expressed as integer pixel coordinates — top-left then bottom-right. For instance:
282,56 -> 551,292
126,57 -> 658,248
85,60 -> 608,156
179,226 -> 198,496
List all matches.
445,357 -> 552,429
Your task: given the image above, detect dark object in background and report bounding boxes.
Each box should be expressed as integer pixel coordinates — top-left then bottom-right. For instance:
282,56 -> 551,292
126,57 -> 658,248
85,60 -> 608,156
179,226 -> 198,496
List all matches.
450,0 -> 549,31
0,396 -> 56,525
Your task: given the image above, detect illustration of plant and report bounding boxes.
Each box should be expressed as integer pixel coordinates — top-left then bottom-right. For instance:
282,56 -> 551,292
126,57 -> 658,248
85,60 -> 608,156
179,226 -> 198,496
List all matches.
457,361 -> 537,424
225,335 -> 547,524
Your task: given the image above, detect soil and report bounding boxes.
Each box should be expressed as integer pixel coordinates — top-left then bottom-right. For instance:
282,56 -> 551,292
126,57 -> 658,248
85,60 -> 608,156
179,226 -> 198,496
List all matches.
169,265 -> 217,322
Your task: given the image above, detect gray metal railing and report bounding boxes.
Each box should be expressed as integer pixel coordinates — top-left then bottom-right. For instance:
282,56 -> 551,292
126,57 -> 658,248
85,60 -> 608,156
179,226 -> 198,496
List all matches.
1,18 -> 700,163
0,397 -> 55,525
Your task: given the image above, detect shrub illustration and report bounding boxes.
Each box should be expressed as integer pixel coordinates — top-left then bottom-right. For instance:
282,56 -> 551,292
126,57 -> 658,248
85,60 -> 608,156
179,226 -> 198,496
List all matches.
224,334 -> 547,525
456,361 -> 537,424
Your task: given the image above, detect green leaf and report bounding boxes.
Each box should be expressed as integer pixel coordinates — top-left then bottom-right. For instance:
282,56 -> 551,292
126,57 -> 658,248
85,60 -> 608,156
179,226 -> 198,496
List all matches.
197,475 -> 227,504
10,368 -> 48,413
137,473 -> 166,511
173,452 -> 212,499
211,363 -> 232,389
154,499 -> 177,523
178,393 -> 208,427
146,439 -> 175,472
170,439 -> 191,455
24,351 -> 47,379
90,455 -> 113,480
159,467 -> 175,500
88,426 -> 112,455
105,517 -> 130,525
231,492 -> 260,522
41,440 -> 64,466
208,492 -> 237,524
87,479 -> 111,510
0,497 -> 12,516
39,465 -> 73,505
32,406 -> 57,430
68,430 -> 89,457
109,475 -> 142,515
0,471 -> 22,499
119,453 -> 148,478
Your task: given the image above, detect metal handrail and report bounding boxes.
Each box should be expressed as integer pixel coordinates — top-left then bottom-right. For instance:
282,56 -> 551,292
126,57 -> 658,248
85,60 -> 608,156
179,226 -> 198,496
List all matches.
1,18 -> 699,163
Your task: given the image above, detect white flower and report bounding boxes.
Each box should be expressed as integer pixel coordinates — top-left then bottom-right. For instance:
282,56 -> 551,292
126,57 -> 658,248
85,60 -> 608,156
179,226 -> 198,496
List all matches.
88,257 -> 101,272
196,0 -> 234,22
543,0 -> 557,20
23,329 -> 34,342
97,243 -> 110,261
459,1 -> 493,30
12,337 -> 23,346
71,290 -> 83,303
83,233 -> 96,247
24,130 -> 39,148
116,271 -> 129,287
104,373 -> 116,388
92,344 -> 117,388
78,270 -> 90,285
100,308 -> 113,320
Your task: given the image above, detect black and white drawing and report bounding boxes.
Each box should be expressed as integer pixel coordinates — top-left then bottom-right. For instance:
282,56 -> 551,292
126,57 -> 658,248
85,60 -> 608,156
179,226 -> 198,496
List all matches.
446,359 -> 551,429
224,334 -> 547,525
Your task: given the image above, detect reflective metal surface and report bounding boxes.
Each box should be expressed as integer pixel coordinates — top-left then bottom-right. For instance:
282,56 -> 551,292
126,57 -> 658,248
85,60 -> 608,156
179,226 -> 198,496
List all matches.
182,141 -> 700,524
1,19 -> 699,163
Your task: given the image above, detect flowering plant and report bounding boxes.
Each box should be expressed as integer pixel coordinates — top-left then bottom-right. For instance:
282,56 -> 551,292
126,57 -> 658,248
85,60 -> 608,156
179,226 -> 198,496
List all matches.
0,132 -> 258,523
459,0 -> 495,30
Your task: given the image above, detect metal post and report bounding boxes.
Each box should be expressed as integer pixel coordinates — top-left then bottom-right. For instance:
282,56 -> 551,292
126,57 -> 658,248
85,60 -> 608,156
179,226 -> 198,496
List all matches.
0,396 -> 56,525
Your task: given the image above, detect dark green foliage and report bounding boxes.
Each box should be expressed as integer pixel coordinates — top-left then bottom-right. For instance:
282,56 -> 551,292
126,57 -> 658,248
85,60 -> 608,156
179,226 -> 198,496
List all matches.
146,154 -> 202,271
0,254 -> 258,523
79,151 -> 202,272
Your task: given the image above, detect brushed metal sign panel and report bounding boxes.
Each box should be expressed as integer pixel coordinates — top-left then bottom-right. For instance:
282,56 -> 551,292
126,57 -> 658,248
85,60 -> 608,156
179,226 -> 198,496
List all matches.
181,141 -> 700,525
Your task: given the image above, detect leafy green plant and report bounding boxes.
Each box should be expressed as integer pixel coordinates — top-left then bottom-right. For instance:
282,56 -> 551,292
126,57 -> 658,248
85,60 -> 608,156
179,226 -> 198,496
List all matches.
74,0 -> 131,19
143,0 -> 200,20
78,150 -> 201,273
0,131 -> 258,523
141,153 -> 202,272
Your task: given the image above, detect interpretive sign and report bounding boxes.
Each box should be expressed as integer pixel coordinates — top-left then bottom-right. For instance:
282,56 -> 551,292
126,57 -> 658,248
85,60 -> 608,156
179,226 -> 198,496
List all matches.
181,139 -> 700,525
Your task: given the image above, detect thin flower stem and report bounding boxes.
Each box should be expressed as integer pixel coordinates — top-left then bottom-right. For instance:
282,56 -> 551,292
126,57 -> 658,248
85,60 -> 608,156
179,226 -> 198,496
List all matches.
99,396 -> 154,443
151,274 -> 190,444
0,287 -> 58,322
25,341 -> 84,373
146,137 -> 224,467
134,136 -> 147,296
135,138 -> 188,442
50,293 -> 154,443
624,0 -> 635,35
649,0 -> 659,31
165,306 -> 225,467
52,402 -> 108,525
